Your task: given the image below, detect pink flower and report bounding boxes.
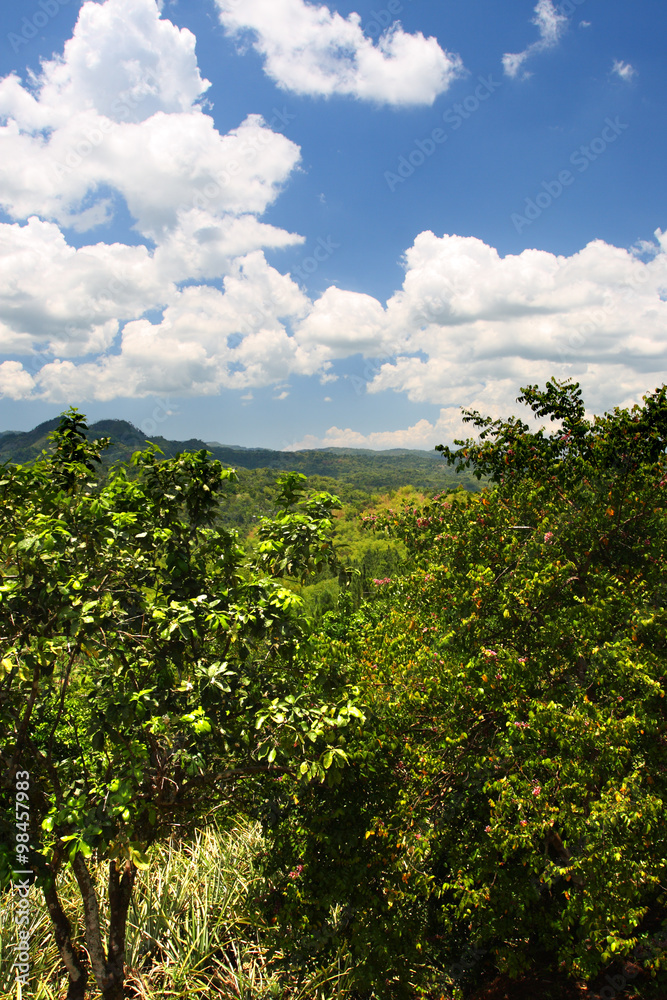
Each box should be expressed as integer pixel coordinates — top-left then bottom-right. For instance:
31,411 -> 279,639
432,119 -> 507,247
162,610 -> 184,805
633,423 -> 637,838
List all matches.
520,820 -> 527,827
484,825 -> 491,833
532,786 -> 541,796
484,649 -> 498,658
544,532 -> 555,544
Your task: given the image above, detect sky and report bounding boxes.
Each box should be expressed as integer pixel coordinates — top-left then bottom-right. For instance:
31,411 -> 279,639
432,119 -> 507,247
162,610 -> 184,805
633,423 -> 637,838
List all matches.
0,0 -> 665,450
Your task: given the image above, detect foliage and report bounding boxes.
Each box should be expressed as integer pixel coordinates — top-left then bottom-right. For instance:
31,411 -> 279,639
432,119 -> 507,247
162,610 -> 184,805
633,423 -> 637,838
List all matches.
3,382 -> 667,1000
0,820 -> 351,999
0,417 -> 482,497
260,380 -> 667,998
0,409 -> 361,1000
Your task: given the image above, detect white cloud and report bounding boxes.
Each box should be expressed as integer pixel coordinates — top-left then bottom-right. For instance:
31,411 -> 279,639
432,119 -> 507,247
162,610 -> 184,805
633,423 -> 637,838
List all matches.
4,218 -> 667,448
36,0 -> 209,122
288,230 -> 667,448
295,287 -> 389,356
0,106 -> 302,240
502,0 -> 568,79
0,361 -> 36,400
0,0 -> 665,454
612,59 -> 637,82
16,251 -> 328,402
0,0 -> 308,394
215,0 -> 464,106
0,0 -> 302,240
0,217 -> 167,357
288,415 -> 441,451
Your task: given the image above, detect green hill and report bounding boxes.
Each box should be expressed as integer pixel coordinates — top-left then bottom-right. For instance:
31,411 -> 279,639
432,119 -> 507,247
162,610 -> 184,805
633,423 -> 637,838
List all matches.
0,416 -> 481,494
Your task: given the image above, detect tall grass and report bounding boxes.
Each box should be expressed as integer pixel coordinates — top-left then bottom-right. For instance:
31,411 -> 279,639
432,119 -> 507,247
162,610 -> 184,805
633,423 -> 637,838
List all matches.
0,820 -> 351,1000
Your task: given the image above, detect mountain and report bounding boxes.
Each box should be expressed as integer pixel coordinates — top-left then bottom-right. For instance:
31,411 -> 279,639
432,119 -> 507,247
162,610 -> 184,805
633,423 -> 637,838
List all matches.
0,417 -> 480,493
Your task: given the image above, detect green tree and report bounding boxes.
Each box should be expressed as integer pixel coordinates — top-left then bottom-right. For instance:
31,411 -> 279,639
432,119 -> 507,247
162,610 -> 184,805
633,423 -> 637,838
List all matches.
0,409 -> 361,1000
262,380 -> 667,997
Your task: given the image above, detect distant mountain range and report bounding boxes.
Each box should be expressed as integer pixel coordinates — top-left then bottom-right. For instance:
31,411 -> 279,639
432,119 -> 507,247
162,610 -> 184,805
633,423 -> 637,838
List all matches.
0,417 -> 479,493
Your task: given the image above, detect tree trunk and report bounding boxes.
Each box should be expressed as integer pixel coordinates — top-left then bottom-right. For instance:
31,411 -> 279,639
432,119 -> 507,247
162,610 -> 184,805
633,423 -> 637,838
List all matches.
42,876 -> 89,1000
66,975 -> 89,1000
100,977 -> 125,1000
71,852 -> 137,1000
105,859 -> 136,1000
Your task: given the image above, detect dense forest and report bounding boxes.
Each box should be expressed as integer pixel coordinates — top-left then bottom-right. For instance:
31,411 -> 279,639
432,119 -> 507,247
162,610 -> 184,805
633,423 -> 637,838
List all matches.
0,379 -> 666,1000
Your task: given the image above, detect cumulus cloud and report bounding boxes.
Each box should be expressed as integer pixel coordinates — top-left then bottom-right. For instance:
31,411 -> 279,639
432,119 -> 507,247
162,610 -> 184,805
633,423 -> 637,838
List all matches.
502,0 -> 568,79
0,361 -> 36,400
289,230 -> 667,449
215,0 -> 464,106
4,213 -> 667,447
0,217 -> 167,356
0,0 -> 665,454
0,0 -> 308,395
295,287 -> 389,356
612,59 -> 638,82
16,251 -> 327,402
0,0 -> 302,239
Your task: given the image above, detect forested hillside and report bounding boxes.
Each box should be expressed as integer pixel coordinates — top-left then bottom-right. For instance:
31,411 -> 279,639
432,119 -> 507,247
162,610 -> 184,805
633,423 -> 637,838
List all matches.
0,417 -> 482,494
1,381 -> 665,1000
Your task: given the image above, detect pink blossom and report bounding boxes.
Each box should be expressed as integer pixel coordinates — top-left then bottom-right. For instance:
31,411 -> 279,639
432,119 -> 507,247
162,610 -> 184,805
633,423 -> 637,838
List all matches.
520,820 -> 527,827
532,786 -> 541,796
544,532 -> 555,544
484,825 -> 491,833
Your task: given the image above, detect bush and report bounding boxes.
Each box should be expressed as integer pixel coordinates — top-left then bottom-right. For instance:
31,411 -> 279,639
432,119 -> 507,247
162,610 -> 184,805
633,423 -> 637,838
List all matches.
260,381 -> 667,997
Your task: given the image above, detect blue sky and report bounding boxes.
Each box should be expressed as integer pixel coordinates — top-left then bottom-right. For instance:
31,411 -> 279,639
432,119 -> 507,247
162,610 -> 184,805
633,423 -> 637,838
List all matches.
0,0 -> 665,449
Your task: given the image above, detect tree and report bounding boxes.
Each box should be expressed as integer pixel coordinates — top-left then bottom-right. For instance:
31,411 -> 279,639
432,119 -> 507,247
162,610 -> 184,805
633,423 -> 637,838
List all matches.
261,381 -> 667,997
0,409 -> 361,1000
